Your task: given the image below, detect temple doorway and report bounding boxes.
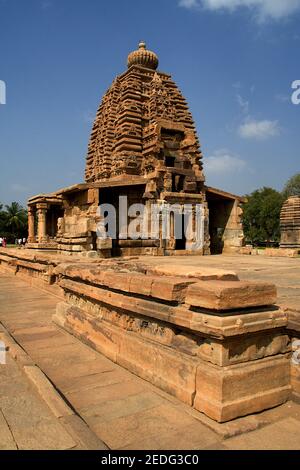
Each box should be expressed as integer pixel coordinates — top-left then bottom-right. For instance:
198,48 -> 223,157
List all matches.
175,213 -> 187,250
98,184 -> 147,256
46,205 -> 64,239
206,189 -> 234,255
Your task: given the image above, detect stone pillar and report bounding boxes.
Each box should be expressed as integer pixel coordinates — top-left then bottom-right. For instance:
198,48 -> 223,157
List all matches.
36,203 -> 48,243
165,208 -> 176,250
185,205 -> 194,251
203,202 -> 211,255
27,206 -> 36,243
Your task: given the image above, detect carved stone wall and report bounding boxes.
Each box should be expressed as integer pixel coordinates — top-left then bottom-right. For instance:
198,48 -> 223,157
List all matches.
85,44 -> 204,202
27,42 -> 244,256
280,196 -> 300,248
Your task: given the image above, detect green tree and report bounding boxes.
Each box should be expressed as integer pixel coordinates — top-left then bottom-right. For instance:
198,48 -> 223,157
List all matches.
2,202 -> 28,242
242,187 -> 284,245
282,173 -> 300,199
0,203 -> 6,234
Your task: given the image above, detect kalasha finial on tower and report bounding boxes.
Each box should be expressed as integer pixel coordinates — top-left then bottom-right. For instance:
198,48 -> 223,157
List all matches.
127,41 -> 159,70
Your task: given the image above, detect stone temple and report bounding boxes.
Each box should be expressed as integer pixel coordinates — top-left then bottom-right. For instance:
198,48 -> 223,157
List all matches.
280,196 -> 300,249
1,43 -> 299,427
27,42 -> 244,257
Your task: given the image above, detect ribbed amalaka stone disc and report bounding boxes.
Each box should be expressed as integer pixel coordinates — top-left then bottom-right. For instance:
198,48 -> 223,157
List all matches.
127,41 -> 159,70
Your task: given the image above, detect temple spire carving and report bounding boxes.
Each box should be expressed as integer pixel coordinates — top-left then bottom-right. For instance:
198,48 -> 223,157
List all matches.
85,42 -> 204,193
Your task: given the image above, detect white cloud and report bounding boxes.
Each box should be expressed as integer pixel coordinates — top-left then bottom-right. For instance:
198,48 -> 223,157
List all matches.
179,0 -> 300,22
232,82 -> 242,90
238,118 -> 280,139
179,0 -> 198,7
236,93 -> 249,114
204,149 -> 247,174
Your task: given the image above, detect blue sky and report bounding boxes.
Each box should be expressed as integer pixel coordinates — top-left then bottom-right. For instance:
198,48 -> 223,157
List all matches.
0,0 -> 299,205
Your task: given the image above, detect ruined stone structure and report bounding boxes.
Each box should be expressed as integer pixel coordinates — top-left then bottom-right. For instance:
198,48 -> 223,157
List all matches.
0,247 -> 298,422
280,196 -> 300,249
27,42 -> 244,256
3,43 -> 300,430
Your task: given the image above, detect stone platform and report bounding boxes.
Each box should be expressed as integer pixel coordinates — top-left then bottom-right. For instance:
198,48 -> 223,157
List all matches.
140,254 -> 300,313
0,248 -> 300,424
1,272 -> 300,449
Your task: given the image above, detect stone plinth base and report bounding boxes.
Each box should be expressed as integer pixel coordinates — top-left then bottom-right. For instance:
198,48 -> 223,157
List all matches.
240,247 -> 300,258
265,248 -> 300,258
52,262 -> 291,422
27,242 -> 58,250
0,247 -> 296,423
0,248 -> 67,297
194,356 -> 290,422
54,299 -> 291,422
56,232 -> 93,253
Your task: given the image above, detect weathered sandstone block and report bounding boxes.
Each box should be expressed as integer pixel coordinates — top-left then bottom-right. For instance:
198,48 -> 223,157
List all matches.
50,260 -> 292,423
55,264 -> 195,302
186,280 -> 277,311
194,356 -> 291,422
147,264 -> 238,281
0,249 -> 295,423
265,248 -> 300,258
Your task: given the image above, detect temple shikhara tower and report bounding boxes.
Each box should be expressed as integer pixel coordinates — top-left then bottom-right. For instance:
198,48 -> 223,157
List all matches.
2,44 -> 298,429
280,196 -> 300,249
86,41 -> 203,185
27,42 -> 244,256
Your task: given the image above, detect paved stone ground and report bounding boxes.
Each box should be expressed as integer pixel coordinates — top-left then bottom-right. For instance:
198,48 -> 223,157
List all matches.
141,254 -> 300,311
1,257 -> 300,450
0,355 -> 77,450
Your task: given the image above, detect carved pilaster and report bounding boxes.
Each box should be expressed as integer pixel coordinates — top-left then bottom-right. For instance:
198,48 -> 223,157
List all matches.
27,206 -> 36,243
36,203 -> 48,243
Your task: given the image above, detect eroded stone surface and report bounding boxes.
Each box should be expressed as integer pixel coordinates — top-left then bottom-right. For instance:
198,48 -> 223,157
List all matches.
1,251 -> 299,425
25,42 -> 244,256
280,196 -> 300,249
0,355 -> 76,450
1,272 -> 300,448
186,280 -> 277,310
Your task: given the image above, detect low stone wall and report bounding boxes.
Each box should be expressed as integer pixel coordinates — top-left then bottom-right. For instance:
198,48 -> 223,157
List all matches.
265,248 -> 300,258
240,247 -> 300,257
52,262 -> 291,422
0,248 -> 71,297
0,247 -> 298,422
